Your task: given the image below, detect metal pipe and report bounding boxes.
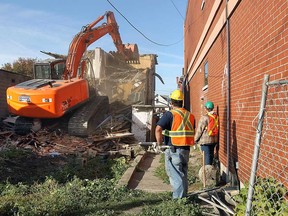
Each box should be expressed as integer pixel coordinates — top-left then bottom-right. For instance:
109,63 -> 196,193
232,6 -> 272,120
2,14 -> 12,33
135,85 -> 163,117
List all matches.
268,80 -> 288,85
225,0 -> 231,181
245,74 -> 269,216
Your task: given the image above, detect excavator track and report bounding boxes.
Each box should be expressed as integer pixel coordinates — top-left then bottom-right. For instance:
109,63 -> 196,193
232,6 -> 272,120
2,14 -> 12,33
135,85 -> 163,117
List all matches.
13,117 -> 42,135
68,96 -> 109,137
14,117 -> 34,135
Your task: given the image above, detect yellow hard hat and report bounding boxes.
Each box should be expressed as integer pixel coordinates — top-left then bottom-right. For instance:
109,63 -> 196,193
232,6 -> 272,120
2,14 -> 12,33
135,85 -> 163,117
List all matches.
170,89 -> 184,101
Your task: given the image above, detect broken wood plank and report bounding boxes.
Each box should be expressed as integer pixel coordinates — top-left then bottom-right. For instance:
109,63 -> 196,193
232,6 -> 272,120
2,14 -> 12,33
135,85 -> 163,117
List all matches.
0,131 -> 13,136
92,132 -> 134,142
187,186 -> 222,196
198,195 -> 234,215
210,193 -> 235,215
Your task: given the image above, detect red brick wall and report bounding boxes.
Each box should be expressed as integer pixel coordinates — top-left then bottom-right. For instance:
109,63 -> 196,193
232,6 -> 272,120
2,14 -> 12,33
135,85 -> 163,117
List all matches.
184,0 -> 212,70
0,70 -> 30,118
184,0 -> 288,185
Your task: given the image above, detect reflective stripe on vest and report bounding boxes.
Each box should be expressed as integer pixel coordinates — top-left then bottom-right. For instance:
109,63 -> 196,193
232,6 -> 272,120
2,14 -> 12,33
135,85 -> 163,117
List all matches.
206,113 -> 219,136
162,108 -> 195,146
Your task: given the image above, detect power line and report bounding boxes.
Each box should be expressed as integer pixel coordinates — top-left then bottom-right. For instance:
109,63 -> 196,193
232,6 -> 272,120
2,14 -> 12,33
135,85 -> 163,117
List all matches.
169,0 -> 185,21
106,0 -> 183,47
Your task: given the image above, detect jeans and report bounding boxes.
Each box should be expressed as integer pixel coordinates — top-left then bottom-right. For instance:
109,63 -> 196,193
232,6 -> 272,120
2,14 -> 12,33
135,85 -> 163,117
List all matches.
200,143 -> 216,165
165,147 -> 190,199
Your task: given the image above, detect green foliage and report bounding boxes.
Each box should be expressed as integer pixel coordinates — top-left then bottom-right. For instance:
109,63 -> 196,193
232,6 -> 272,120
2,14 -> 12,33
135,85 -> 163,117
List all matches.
52,156 -> 129,183
234,177 -> 288,216
0,148 -> 204,215
139,198 -> 203,216
1,63 -> 13,71
0,177 -> 121,215
111,157 -> 130,180
1,57 -> 37,77
0,147 -> 31,160
0,147 -> 130,185
0,177 -> 191,215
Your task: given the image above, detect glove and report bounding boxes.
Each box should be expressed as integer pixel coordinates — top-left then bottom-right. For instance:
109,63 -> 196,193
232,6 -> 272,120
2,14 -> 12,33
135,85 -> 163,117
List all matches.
152,142 -> 161,153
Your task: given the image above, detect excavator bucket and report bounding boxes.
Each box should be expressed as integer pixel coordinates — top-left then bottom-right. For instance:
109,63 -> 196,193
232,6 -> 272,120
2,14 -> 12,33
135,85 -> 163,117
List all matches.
124,44 -> 139,63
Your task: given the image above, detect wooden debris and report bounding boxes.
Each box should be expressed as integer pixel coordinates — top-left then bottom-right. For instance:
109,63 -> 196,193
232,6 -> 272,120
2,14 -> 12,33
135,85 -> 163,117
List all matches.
210,193 -> 235,215
0,125 -> 137,158
91,132 -> 134,142
0,102 -> 139,157
198,195 -> 234,215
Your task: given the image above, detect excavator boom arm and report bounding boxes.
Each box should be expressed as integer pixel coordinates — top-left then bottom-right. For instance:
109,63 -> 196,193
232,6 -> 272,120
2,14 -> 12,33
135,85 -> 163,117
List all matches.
64,11 -> 138,79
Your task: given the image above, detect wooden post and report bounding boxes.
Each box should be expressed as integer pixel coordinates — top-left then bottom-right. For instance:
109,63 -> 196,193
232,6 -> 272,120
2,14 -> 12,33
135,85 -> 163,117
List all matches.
202,150 -> 206,188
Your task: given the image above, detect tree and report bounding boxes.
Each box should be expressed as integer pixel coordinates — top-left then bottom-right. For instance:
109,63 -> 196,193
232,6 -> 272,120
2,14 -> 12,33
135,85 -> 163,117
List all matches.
1,57 -> 38,78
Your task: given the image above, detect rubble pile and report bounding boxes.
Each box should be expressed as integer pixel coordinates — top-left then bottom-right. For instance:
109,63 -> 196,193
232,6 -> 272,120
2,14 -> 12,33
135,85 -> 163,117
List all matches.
0,102 -> 138,158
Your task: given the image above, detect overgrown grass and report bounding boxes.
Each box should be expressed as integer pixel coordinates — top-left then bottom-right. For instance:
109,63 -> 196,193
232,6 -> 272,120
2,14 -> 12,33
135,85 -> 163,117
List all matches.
0,147 -> 129,184
0,177 -> 165,215
0,148 -> 204,215
0,177 -> 204,216
0,178 -> 203,215
139,198 -> 203,216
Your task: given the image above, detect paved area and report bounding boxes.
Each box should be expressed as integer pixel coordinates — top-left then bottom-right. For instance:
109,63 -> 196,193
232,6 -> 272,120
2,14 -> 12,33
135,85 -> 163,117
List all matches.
118,151 -> 172,193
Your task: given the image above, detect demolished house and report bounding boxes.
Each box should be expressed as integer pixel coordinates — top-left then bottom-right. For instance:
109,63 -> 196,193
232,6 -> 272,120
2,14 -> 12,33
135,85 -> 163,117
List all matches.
87,48 -> 157,105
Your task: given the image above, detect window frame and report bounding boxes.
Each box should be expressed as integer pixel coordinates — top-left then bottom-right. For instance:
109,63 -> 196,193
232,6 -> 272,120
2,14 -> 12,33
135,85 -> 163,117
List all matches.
204,60 -> 208,88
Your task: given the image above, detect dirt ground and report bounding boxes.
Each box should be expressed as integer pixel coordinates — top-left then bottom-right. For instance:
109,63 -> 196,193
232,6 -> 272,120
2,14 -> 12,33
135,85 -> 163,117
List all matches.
188,148 -> 205,191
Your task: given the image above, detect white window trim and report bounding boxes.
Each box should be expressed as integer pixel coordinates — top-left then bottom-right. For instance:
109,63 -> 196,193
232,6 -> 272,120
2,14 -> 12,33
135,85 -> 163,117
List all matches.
202,84 -> 208,91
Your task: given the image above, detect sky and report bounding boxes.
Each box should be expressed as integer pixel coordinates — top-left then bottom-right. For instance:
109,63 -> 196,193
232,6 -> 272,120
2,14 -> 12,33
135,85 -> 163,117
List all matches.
0,0 -> 187,96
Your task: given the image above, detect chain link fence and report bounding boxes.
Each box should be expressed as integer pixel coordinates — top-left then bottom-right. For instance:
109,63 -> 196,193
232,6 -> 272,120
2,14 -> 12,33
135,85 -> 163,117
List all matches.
245,75 -> 288,215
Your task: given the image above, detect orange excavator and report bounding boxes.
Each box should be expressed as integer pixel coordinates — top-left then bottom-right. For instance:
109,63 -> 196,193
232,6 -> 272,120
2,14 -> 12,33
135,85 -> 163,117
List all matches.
6,11 -> 139,136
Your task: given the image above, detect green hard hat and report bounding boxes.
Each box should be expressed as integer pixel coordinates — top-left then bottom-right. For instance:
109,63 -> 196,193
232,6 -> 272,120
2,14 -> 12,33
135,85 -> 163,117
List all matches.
205,101 -> 214,109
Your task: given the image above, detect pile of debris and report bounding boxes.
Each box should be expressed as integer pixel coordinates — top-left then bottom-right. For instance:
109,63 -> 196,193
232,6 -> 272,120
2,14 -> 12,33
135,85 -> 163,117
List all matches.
0,101 -> 140,158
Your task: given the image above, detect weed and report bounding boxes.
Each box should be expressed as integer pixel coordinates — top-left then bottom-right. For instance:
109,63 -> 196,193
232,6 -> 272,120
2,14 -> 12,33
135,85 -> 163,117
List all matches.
0,148 -> 205,215
234,177 -> 288,216
139,198 -> 203,216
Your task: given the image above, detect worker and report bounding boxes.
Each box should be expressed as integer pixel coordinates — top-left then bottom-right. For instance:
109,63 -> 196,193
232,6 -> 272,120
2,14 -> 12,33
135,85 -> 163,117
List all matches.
194,101 -> 219,165
155,89 -> 195,199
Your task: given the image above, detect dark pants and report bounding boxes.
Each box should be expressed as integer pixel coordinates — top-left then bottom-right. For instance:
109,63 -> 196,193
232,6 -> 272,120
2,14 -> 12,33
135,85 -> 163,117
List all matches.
200,143 -> 217,165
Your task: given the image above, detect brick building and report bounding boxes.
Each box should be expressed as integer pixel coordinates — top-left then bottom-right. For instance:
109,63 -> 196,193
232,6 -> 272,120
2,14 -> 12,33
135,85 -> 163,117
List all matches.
0,69 -> 30,118
184,0 -> 287,187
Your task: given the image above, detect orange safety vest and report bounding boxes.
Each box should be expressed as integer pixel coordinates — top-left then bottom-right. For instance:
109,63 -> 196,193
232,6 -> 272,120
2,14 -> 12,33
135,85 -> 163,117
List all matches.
163,108 -> 195,146
206,112 -> 219,136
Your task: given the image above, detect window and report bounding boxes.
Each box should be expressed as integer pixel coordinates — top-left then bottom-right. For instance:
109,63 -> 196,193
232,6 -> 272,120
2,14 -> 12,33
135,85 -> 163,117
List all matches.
34,65 -> 51,79
52,62 -> 65,79
204,61 -> 208,87
201,0 -> 205,10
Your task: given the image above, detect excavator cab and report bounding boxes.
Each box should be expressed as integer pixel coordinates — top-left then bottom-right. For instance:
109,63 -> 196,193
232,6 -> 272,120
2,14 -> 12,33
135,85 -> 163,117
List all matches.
34,59 -> 66,80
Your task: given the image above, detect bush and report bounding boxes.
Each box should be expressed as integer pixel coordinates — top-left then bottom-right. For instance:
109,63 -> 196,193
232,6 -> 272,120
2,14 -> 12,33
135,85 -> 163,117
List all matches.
139,198 -> 203,216
0,177 -> 131,215
234,177 -> 288,216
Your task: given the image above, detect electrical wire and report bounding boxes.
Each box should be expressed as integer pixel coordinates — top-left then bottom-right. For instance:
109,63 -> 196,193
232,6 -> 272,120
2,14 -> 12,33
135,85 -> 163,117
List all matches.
106,0 -> 183,46
169,0 -> 185,21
